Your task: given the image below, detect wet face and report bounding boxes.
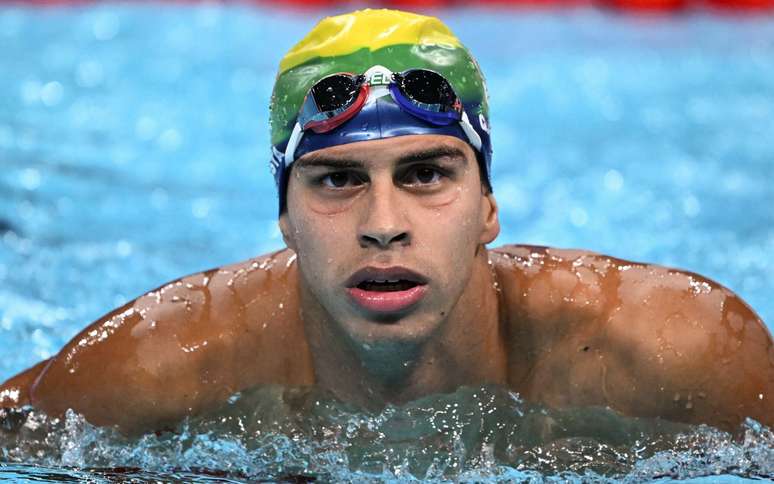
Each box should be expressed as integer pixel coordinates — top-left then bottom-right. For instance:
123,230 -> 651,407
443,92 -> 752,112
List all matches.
280,135 -> 499,350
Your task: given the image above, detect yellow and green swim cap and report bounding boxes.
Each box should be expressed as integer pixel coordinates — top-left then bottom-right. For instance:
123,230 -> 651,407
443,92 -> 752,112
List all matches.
270,9 -> 492,210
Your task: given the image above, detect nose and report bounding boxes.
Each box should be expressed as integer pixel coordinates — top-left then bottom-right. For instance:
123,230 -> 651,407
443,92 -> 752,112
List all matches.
358,181 -> 411,249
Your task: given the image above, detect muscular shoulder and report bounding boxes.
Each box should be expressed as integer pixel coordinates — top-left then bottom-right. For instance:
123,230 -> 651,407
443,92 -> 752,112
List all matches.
30,248 -> 313,431
488,243 -> 764,340
56,248 -> 303,372
598,258 -> 773,428
489,244 -> 612,330
488,244 -> 773,428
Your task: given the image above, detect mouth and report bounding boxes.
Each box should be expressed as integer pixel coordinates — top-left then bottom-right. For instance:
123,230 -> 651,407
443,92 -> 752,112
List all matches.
355,279 -> 420,292
346,267 -> 429,315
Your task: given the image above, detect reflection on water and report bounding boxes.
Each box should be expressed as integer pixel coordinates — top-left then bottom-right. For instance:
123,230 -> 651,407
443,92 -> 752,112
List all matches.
1,385 -> 772,482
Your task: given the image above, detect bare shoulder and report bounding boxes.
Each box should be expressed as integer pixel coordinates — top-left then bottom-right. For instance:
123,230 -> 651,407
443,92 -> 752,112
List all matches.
489,244 -> 612,329
597,254 -> 773,429
10,248 -> 313,432
488,244 -> 773,429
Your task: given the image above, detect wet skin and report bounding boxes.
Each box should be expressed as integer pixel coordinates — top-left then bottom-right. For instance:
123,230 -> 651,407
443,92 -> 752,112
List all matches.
1,135 -> 772,435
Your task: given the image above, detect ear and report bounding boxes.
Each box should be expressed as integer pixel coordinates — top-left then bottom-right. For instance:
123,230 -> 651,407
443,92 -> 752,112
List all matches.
278,213 -> 298,252
479,192 -> 500,245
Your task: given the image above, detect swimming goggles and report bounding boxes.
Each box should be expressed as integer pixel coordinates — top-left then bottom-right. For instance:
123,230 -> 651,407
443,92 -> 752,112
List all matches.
283,67 -> 483,164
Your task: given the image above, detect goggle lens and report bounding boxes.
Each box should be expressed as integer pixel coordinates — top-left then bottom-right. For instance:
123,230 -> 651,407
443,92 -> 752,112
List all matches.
309,74 -> 363,112
395,70 -> 457,110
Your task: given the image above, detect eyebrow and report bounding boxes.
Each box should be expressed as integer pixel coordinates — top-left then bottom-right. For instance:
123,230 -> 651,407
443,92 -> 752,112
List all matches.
295,145 -> 468,169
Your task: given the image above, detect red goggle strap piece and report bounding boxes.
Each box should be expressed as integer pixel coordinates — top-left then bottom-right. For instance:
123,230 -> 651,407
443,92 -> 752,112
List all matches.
305,83 -> 369,134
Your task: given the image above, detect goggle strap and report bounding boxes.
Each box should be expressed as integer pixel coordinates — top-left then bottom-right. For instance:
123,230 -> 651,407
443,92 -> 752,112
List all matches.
459,110 -> 483,152
285,122 -> 304,165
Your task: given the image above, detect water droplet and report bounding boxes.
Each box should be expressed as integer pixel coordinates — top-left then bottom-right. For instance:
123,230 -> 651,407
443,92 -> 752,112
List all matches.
603,169 -> 624,192
92,13 -> 120,41
158,128 -> 182,151
135,116 -> 157,141
76,61 -> 104,88
682,195 -> 700,217
19,168 -> 41,190
40,81 -> 63,107
116,240 -> 132,257
192,198 -> 211,218
569,207 -> 588,227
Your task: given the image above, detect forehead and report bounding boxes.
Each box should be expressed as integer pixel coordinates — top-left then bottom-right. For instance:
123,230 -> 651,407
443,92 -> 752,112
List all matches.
294,135 -> 474,168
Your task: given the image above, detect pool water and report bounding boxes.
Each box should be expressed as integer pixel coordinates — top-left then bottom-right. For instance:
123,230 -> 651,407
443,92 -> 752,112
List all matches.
0,3 -> 773,482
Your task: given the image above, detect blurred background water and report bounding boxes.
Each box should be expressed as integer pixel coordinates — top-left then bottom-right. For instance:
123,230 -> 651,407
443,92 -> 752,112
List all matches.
0,2 -> 773,481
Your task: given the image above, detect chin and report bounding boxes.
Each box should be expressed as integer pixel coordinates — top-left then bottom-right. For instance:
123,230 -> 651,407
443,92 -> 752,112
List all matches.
340,307 -> 445,349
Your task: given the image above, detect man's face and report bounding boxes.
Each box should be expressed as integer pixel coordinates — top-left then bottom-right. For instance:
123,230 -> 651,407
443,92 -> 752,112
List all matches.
280,134 -> 499,350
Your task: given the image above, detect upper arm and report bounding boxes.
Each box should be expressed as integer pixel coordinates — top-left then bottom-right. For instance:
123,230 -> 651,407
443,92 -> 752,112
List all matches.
27,249 -> 311,433
0,358 -> 52,408
603,265 -> 774,429
27,270 -> 229,432
492,245 -> 773,430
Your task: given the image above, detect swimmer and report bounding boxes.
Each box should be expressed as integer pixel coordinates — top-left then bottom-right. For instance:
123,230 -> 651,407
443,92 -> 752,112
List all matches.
1,9 -> 772,434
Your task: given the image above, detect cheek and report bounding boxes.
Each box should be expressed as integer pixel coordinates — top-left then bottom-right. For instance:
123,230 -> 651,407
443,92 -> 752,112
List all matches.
425,188 -> 483,244
289,212 -> 352,282
412,191 -> 484,290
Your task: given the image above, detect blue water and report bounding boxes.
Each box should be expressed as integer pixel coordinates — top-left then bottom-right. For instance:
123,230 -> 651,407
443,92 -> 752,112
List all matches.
0,3 -> 773,482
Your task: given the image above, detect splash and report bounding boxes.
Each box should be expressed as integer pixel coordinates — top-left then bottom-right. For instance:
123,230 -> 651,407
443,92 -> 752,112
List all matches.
1,385 -> 771,482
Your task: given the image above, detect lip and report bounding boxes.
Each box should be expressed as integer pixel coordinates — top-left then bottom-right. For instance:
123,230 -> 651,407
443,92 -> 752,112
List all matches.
346,266 -> 429,315
345,266 -> 429,288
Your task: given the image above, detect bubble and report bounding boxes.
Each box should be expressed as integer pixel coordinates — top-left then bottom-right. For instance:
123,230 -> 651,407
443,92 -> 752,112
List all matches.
682,195 -> 700,217
158,128 -> 182,151
19,168 -> 41,190
603,169 -> 624,192
116,240 -> 132,257
192,198 -> 211,219
92,13 -> 120,41
76,61 -> 104,88
135,116 -> 157,141
40,82 -> 64,107
569,207 -> 589,227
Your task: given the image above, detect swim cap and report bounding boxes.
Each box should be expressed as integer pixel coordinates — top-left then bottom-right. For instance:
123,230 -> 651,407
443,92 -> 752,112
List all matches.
270,9 -> 492,212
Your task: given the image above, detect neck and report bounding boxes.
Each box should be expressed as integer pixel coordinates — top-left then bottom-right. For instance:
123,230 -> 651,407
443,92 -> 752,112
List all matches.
299,249 -> 507,409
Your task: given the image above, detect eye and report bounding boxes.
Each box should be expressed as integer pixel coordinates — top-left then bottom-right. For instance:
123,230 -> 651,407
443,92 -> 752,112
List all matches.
404,166 -> 444,185
320,171 -> 363,188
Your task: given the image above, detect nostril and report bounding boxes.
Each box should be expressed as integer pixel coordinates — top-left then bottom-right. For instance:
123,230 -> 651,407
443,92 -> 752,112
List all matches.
392,232 -> 409,244
359,231 -> 410,248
